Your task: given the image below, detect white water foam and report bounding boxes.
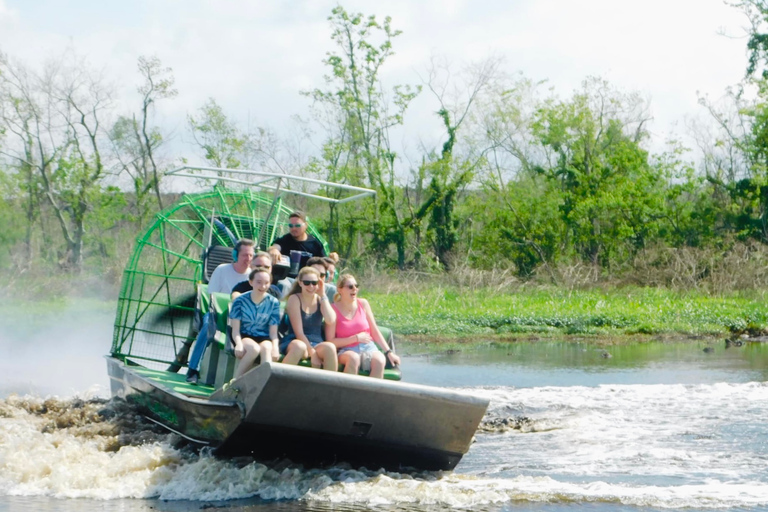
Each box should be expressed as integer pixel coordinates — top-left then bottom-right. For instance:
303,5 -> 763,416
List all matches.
471,381 -> 768,480
305,473 -> 768,509
1,382 -> 767,509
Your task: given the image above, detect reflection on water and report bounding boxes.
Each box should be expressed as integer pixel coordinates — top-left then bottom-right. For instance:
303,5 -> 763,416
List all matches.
2,339 -> 768,511
402,339 -> 768,387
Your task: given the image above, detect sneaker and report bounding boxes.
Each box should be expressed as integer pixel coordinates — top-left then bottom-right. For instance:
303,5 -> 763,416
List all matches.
186,370 -> 199,385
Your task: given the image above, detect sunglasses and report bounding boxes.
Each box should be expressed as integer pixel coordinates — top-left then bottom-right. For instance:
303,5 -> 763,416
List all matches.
288,223 -> 303,228
302,280 -> 319,286
345,283 -> 359,290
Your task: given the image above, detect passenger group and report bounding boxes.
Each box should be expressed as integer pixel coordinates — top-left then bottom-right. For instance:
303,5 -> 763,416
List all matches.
185,211 -> 400,385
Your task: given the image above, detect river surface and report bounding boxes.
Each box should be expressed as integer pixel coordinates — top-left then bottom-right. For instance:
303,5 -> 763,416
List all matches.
1,306 -> 768,511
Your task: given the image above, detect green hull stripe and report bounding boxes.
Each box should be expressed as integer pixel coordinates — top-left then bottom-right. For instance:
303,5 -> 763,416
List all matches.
132,367 -> 216,397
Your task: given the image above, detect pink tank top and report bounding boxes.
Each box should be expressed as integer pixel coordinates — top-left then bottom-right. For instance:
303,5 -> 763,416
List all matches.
332,300 -> 370,343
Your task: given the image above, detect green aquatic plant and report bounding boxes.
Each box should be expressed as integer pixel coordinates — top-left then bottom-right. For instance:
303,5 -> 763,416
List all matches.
367,286 -> 768,339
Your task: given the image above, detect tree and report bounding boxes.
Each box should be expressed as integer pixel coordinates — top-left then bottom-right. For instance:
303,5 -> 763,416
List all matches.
532,77 -> 665,267
469,173 -> 563,276
473,76 -> 561,276
111,56 -> 177,224
420,57 -> 500,269
696,83 -> 768,242
729,0 -> 768,79
0,56 -> 42,265
305,6 -> 419,266
188,98 -> 247,169
0,169 -> 26,270
0,51 -> 116,271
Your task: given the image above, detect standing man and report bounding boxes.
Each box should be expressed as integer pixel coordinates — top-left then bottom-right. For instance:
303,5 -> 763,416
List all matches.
186,239 -> 255,384
269,211 -> 335,297
268,211 -> 327,261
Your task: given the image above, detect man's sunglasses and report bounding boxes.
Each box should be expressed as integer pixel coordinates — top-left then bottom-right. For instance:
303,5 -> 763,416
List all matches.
302,280 -> 319,286
288,223 -> 304,228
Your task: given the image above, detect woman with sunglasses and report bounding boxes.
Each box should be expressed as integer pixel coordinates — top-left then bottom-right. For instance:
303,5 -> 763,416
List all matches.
325,274 -> 401,378
279,267 -> 338,371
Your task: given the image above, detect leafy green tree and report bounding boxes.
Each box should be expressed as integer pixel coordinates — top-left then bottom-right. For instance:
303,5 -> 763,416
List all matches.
424,110 -> 475,270
469,173 -> 563,275
0,171 -> 26,270
696,82 -> 768,242
188,98 -> 247,169
305,6 -> 419,266
0,53 -> 44,264
648,143 -> 717,248
729,0 -> 768,79
472,75 -> 569,277
418,58 -> 500,270
532,77 -> 665,267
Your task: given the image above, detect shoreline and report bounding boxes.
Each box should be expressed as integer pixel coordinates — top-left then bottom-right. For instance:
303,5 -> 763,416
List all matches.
399,331 -> 731,346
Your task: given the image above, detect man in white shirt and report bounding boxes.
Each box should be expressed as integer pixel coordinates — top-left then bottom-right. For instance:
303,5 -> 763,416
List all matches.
186,239 -> 255,383
208,240 -> 255,293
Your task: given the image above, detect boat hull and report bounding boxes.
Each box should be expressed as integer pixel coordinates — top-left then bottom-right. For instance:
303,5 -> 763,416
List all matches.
107,357 -> 488,470
106,357 -> 242,444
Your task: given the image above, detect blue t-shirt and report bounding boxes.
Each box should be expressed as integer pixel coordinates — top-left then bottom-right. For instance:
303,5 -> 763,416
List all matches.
230,292 -> 280,338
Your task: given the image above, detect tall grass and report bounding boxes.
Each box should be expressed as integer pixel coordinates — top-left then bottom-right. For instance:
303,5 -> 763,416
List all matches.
358,268 -> 768,338
4,247 -> 768,340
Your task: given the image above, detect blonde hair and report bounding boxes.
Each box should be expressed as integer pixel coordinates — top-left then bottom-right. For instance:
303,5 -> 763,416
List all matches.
333,273 -> 356,303
286,267 -> 321,297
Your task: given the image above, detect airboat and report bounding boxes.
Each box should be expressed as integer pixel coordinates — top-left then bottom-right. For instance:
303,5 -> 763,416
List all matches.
106,166 -> 489,471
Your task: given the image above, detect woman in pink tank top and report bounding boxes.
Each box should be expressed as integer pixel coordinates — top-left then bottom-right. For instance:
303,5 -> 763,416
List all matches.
325,273 -> 401,378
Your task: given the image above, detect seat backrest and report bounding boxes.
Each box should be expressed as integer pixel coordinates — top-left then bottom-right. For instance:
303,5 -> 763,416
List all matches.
197,283 -> 210,312
210,292 -> 232,333
204,245 -> 234,282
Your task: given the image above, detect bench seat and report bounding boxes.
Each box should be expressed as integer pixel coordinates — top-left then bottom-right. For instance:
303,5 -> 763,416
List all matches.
195,285 -> 401,388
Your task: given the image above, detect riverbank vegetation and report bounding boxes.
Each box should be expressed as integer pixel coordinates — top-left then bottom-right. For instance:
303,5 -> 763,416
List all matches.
2,4 -> 768,336
371,284 -> 768,339
3,269 -> 766,342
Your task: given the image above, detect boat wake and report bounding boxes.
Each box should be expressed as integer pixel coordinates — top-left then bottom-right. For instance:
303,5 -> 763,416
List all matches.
0,395 -> 441,501
3,385 -> 768,510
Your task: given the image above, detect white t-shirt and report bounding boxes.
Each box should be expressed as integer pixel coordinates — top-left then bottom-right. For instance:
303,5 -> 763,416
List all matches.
207,264 -> 250,294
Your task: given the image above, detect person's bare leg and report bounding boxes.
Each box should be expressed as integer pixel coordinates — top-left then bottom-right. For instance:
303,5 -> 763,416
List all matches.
369,352 -> 386,379
282,340 -> 307,365
259,340 -> 274,363
339,351 -> 360,374
315,342 -> 338,371
234,340 -> 260,379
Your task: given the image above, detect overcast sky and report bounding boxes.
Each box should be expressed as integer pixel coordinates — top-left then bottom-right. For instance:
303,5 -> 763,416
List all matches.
0,0 -> 753,164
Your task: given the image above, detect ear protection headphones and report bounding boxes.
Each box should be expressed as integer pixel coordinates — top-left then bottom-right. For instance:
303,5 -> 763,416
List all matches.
232,248 -> 238,261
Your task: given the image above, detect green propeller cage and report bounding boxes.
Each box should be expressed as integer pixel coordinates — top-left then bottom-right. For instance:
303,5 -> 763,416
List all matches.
110,187 -> 328,370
